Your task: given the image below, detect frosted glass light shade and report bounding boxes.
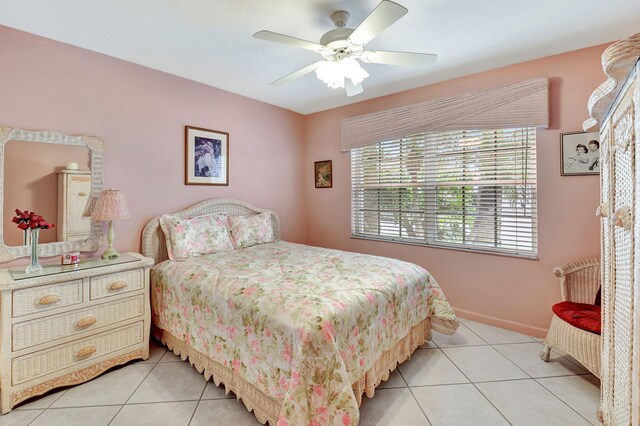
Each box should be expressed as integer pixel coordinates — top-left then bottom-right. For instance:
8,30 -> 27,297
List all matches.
91,190 -> 130,221
315,58 -> 369,89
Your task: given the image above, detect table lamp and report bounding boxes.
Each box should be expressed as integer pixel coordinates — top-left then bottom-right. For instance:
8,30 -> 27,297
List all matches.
91,189 -> 130,259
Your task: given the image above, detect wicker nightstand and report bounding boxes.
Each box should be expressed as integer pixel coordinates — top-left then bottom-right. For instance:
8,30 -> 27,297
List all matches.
0,252 -> 153,413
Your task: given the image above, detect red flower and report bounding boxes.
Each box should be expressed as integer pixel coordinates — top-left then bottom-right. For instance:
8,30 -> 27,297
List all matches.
13,209 -> 54,230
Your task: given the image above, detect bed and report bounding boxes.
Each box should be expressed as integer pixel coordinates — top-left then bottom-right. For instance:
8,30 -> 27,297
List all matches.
141,198 -> 458,425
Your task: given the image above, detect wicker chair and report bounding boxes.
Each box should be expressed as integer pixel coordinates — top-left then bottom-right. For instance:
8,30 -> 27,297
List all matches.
541,259 -> 601,379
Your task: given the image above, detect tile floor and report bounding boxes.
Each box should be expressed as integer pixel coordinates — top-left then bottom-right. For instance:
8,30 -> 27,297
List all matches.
1,319 -> 600,426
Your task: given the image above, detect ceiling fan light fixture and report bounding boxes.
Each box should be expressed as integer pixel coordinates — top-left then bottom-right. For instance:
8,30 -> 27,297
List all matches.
315,57 -> 369,89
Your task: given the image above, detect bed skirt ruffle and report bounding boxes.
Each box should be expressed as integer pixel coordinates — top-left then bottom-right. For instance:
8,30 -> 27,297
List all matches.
154,316 -> 434,425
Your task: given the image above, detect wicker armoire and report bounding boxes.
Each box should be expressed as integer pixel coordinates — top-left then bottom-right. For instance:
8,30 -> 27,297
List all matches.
584,33 -> 640,425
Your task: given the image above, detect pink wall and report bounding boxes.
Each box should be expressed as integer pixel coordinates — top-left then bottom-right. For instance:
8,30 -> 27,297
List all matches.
303,45 -> 606,336
0,26 -> 306,260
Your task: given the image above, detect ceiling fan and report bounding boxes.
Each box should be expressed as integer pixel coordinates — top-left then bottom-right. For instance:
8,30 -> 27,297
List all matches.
253,0 -> 437,97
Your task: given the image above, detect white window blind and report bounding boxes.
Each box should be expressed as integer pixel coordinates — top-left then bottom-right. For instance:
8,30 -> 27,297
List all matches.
341,78 -> 548,151
351,127 -> 537,257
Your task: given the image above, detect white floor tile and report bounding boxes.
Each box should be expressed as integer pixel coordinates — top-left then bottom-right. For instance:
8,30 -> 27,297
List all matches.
359,388 -> 429,426
139,340 -> 167,364
51,364 -> 153,407
494,342 -> 587,378
158,349 -> 185,362
14,389 -> 66,410
398,349 -> 468,386
378,368 -> 407,389
30,406 -> 121,426
412,383 -> 509,426
110,401 -> 197,426
431,324 -> 486,347
190,399 -> 262,425
442,346 -> 529,382
128,362 -> 207,403
477,379 -> 591,426
201,381 -> 235,400
0,409 -> 42,426
464,321 -> 537,344
419,339 -> 438,349
537,375 -> 601,425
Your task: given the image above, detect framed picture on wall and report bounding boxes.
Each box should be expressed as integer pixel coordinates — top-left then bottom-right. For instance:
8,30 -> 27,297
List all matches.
314,160 -> 332,188
561,131 -> 600,176
185,126 -> 229,185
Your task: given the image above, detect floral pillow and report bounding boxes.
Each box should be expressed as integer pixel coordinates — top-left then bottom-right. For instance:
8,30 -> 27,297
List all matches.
159,213 -> 234,260
227,212 -> 275,249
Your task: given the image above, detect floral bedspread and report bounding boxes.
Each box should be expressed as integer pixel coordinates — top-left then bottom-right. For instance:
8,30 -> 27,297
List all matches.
151,241 -> 458,425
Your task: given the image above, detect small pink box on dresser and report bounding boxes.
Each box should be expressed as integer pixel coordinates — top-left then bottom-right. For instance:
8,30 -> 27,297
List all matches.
61,251 -> 80,266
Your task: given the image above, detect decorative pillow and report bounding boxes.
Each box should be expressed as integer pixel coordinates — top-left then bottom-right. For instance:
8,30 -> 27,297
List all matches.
159,213 -> 234,260
227,212 -> 275,249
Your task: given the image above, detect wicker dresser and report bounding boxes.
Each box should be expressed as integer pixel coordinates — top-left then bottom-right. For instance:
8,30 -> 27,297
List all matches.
584,33 -> 640,425
0,252 -> 153,413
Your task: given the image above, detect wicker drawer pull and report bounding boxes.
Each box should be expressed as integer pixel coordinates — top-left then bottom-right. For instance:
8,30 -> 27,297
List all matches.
76,316 -> 97,329
613,206 -> 632,230
78,192 -> 88,197
107,281 -> 128,291
596,202 -> 610,218
37,294 -> 61,305
75,346 -> 96,360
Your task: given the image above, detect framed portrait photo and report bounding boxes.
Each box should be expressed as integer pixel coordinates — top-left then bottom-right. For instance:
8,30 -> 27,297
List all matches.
314,160 -> 332,188
561,131 -> 600,176
185,126 -> 229,185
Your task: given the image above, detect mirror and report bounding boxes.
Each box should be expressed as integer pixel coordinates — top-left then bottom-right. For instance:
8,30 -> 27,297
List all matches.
0,126 -> 104,262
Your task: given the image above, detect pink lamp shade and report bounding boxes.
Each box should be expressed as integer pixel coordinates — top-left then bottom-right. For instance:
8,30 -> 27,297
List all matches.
91,190 -> 130,221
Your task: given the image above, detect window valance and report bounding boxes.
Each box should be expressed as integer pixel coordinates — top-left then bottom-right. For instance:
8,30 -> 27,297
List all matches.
341,77 -> 549,151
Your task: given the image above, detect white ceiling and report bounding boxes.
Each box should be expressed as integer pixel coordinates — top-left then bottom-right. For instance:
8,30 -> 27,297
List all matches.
2,0 -> 639,115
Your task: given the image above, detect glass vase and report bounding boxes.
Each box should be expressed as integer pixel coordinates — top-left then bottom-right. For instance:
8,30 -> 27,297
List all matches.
25,228 -> 42,273
22,228 -> 30,246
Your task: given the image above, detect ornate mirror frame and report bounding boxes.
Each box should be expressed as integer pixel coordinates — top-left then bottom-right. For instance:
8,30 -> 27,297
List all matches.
0,126 -> 105,262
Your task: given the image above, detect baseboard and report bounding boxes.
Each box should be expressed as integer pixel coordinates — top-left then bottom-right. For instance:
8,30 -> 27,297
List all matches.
453,307 -> 549,339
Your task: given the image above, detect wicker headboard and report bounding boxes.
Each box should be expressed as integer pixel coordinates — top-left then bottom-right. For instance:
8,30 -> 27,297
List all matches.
141,198 -> 281,265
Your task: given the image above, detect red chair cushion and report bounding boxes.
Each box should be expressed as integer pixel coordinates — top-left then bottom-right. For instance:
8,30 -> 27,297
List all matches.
552,301 -> 601,335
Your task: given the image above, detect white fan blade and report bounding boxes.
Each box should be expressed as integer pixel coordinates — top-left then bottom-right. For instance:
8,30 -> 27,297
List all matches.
345,80 -> 364,97
253,30 -> 325,52
348,1 -> 408,46
361,50 -> 437,67
270,62 -> 322,86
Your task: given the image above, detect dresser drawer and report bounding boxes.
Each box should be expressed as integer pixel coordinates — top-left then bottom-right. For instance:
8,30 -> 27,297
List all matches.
90,269 -> 143,300
12,321 -> 144,385
13,295 -> 145,351
12,280 -> 83,317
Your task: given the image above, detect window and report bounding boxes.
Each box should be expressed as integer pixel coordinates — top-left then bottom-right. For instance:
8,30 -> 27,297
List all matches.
351,127 -> 537,257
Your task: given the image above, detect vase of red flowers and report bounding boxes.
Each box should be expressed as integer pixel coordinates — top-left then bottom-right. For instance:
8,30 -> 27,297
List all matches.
12,210 -> 55,273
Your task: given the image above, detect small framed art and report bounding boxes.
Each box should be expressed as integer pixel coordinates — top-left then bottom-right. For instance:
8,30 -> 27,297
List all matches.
185,126 -> 229,185
561,131 -> 600,176
314,160 -> 332,188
